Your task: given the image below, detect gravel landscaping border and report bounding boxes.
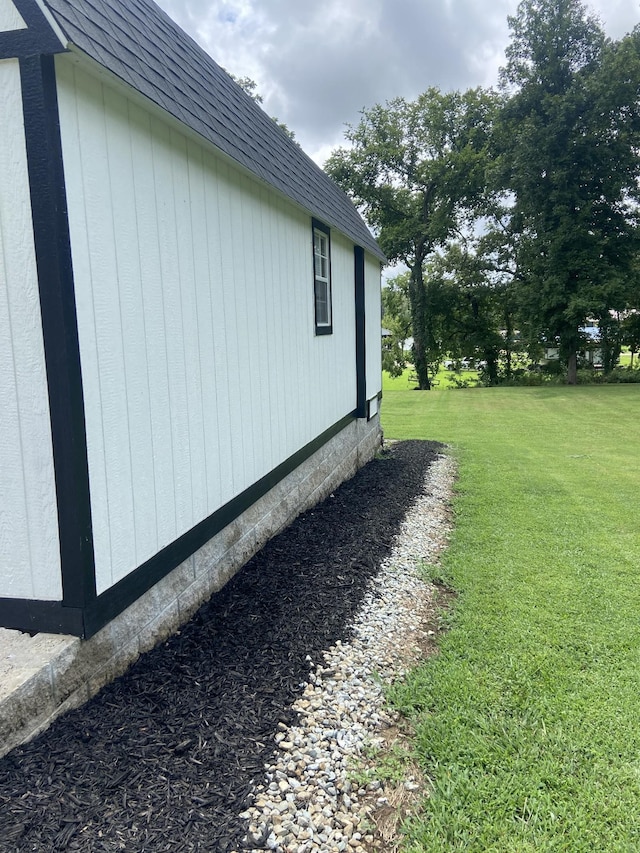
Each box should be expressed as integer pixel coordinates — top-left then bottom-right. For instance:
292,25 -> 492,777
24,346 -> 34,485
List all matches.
237,448 -> 456,852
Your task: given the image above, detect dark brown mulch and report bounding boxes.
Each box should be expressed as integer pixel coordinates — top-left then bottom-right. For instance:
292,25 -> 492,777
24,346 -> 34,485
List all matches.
0,439 -> 443,853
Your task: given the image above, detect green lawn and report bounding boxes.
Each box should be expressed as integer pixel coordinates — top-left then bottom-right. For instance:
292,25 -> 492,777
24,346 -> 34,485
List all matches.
381,385 -> 640,851
382,366 -> 480,391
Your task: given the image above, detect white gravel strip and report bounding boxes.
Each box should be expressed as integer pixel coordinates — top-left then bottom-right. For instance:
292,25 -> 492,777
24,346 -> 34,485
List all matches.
235,450 -> 457,853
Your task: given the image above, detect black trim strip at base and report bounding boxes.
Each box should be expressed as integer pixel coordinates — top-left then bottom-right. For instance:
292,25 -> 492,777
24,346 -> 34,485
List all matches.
0,598 -> 83,637
0,413 -> 359,639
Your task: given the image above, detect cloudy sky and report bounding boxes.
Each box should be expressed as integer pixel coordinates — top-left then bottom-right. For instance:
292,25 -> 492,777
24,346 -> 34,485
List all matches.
154,0 -> 639,164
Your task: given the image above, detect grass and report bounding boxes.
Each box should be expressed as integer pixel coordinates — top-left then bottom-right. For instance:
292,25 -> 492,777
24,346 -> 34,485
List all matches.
350,741 -> 415,789
383,366 -> 479,391
381,385 -> 640,851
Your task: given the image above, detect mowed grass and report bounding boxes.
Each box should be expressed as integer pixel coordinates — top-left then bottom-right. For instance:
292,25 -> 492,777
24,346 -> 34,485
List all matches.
382,366 -> 480,391
381,385 -> 640,851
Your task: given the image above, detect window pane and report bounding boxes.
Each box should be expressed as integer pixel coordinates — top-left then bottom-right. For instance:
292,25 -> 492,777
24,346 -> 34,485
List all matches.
314,231 -> 328,281
315,281 -> 329,325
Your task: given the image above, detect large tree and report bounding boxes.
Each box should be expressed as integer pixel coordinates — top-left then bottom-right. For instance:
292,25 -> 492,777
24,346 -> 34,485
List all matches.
499,0 -> 640,383
325,88 -> 497,388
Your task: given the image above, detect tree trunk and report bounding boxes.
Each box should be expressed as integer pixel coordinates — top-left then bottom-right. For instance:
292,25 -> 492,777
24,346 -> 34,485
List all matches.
484,348 -> 500,385
504,307 -> 513,381
407,259 -> 430,389
563,325 -> 580,385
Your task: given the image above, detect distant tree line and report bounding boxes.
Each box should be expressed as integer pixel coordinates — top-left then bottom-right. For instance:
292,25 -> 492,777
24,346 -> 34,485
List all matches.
325,0 -> 640,387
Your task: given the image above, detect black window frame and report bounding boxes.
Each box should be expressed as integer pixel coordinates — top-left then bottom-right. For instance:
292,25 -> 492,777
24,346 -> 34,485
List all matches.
312,218 -> 333,335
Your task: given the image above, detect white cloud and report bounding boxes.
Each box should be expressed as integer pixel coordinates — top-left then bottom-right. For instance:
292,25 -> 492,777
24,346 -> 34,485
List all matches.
155,0 -> 640,163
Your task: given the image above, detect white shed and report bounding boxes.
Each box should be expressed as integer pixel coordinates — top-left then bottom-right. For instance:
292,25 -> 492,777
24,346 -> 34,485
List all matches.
0,0 -> 384,640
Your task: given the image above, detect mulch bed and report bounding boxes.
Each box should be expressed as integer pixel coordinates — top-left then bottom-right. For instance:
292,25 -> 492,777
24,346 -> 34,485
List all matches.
0,439 -> 443,853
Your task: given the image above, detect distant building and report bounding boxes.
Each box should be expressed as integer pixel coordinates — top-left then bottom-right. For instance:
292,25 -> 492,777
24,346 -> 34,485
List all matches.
542,322 -> 603,367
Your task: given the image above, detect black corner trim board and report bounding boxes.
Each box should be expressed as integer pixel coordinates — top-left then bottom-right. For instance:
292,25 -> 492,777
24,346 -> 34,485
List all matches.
0,413 -> 357,638
0,0 -> 65,59
20,53 -> 97,611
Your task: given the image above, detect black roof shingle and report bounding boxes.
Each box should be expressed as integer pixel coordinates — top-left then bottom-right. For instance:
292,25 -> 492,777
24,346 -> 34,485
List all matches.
40,0 -> 385,261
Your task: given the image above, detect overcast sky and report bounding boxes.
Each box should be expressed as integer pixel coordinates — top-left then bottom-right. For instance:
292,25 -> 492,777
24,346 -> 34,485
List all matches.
154,0 -> 639,165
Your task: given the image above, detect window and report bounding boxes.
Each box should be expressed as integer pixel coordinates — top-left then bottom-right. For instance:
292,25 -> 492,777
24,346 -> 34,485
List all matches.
312,220 -> 332,334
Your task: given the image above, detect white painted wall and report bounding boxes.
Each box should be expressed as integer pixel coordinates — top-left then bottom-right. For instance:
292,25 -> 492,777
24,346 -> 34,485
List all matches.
0,59 -> 62,600
0,0 -> 26,32
365,253 -> 382,402
55,56 -> 359,594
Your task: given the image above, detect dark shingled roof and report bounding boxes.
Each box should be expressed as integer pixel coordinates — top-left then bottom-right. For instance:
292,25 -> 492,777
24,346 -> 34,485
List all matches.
40,0 -> 385,261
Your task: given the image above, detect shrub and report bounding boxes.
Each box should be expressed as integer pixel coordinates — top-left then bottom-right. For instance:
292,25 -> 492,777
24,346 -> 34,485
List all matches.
576,366 -> 640,384
447,373 -> 479,389
576,368 -> 605,384
605,366 -> 640,383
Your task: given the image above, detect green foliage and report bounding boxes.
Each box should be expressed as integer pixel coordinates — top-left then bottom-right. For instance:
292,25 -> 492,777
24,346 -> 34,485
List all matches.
607,366 -> 640,382
328,3 -> 640,390
381,386 -> 640,850
576,365 -> 640,384
595,313 -> 622,373
417,558 -> 453,589
229,74 -> 263,104
326,88 -> 498,389
382,366 -> 480,391
428,248 -> 521,385
446,373 -> 478,389
382,273 -> 412,377
349,742 -> 415,789
497,1 -> 640,381
621,312 -> 640,364
326,90 -> 494,259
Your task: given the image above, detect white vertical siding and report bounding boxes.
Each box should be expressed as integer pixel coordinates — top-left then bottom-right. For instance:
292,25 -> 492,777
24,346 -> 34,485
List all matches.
56,57 -> 358,594
322,231 -> 357,418
365,253 -> 382,401
0,59 -> 61,600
